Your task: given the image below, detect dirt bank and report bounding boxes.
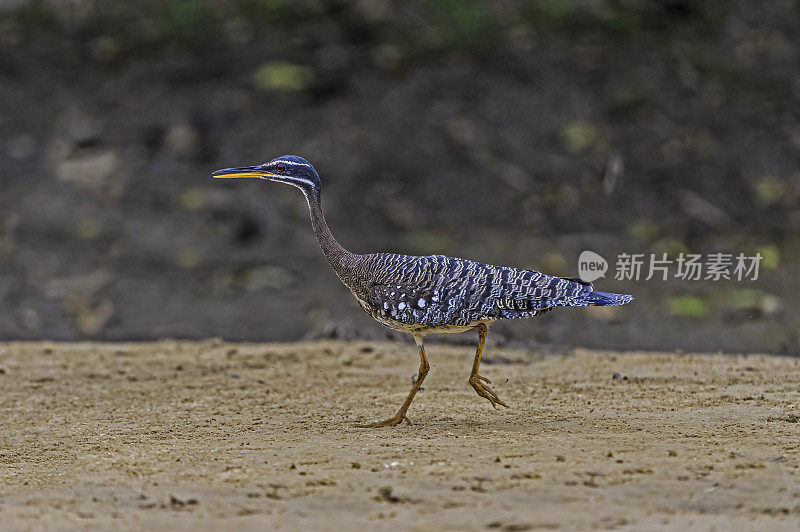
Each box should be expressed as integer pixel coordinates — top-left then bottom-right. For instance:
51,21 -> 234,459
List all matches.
1,340 -> 799,530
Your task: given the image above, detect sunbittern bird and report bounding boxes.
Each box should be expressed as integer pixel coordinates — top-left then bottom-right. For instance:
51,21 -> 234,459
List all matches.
214,155 -> 633,427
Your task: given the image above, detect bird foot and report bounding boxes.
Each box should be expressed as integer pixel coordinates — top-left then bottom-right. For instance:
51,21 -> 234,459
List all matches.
356,412 -> 412,428
469,374 -> 508,408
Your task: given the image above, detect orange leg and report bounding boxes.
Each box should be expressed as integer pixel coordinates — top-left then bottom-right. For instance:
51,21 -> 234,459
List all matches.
358,335 -> 430,428
468,323 -> 508,408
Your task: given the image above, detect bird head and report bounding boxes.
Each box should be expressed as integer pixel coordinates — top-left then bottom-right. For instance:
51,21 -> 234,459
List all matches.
213,155 -> 321,195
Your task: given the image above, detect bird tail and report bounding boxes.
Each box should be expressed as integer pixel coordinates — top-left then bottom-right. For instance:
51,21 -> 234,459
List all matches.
581,291 -> 634,306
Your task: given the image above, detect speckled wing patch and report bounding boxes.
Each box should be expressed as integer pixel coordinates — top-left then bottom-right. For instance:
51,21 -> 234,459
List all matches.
361,254 -> 495,327
366,283 -> 444,326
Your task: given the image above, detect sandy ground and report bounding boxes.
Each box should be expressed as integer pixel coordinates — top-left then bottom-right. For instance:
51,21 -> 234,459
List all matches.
0,340 -> 799,531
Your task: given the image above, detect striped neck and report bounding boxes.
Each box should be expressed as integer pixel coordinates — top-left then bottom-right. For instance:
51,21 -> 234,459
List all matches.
304,189 -> 356,277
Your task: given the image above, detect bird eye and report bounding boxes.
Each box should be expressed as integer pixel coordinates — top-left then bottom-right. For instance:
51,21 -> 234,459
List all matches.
275,163 -> 286,173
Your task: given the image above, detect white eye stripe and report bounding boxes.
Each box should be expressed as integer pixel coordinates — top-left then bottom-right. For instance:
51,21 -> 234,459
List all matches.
273,159 -> 313,168
281,176 -> 317,188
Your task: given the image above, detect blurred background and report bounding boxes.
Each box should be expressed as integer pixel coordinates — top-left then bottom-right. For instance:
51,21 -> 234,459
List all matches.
0,0 -> 798,353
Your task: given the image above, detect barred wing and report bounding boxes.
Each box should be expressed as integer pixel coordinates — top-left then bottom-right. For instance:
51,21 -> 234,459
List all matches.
360,253 -> 594,327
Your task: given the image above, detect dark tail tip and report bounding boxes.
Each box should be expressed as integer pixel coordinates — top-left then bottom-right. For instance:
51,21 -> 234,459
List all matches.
584,291 -> 634,306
